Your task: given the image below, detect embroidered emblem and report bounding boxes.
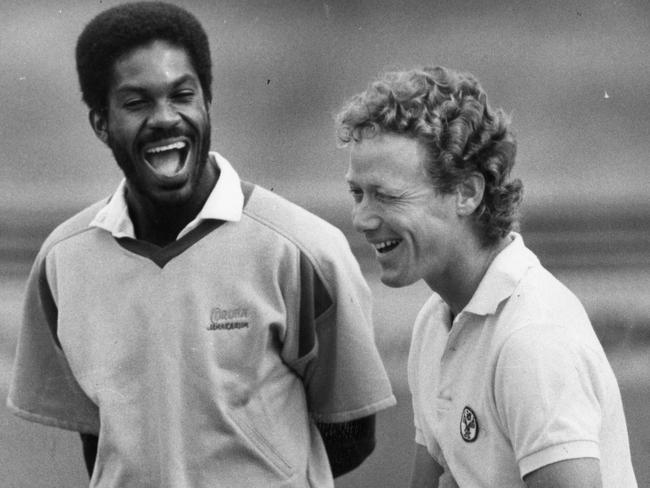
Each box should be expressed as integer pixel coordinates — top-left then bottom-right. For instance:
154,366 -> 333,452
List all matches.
207,307 -> 250,331
460,406 -> 479,442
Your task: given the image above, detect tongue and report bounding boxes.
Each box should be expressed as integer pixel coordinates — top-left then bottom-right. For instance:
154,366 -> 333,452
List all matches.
147,150 -> 182,177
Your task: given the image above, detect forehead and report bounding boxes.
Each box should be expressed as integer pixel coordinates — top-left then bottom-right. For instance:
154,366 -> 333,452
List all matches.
111,40 -> 198,90
347,133 -> 429,187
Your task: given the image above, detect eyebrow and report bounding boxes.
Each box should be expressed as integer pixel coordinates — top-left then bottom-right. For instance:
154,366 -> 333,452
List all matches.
114,74 -> 199,95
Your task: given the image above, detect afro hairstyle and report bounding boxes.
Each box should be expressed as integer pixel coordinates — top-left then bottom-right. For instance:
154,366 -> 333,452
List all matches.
75,1 -> 212,111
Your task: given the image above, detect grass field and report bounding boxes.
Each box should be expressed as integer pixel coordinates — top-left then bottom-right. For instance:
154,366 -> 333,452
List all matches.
2,259 -> 649,487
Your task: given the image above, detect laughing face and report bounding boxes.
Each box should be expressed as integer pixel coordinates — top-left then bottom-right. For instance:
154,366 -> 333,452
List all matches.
92,40 -> 213,211
346,133 -> 462,288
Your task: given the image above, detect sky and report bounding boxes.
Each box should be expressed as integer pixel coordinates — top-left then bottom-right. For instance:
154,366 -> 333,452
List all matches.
1,0 -> 649,218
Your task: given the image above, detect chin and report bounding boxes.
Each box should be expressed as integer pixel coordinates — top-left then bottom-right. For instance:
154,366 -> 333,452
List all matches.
379,272 -> 418,289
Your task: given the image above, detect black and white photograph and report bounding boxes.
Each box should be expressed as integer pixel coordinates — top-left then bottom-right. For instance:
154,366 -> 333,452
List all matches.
1,1 -> 649,486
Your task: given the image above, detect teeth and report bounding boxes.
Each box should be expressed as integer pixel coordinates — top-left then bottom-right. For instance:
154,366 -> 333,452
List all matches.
146,141 -> 186,154
143,141 -> 188,176
374,240 -> 400,252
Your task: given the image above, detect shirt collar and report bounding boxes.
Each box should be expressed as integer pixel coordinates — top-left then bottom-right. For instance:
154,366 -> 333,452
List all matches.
89,151 -> 244,240
462,233 -> 539,316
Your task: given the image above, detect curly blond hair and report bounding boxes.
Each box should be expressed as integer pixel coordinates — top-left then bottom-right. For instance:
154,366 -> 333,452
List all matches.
336,66 -> 523,247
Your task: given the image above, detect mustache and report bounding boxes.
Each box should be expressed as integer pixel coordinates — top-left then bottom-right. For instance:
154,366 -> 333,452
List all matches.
139,128 -> 191,145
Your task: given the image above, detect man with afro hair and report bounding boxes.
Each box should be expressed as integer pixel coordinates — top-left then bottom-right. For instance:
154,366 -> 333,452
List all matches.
7,2 -> 396,487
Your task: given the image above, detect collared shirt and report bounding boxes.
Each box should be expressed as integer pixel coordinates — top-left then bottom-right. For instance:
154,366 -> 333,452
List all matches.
9,151 -> 396,487
89,152 -> 244,240
408,233 -> 637,487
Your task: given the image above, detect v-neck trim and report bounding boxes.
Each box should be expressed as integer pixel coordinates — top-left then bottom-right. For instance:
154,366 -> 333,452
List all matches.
115,219 -> 226,268
113,181 -> 257,268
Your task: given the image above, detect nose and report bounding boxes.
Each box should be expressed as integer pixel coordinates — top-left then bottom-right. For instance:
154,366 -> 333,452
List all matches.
351,199 -> 381,234
148,100 -> 181,129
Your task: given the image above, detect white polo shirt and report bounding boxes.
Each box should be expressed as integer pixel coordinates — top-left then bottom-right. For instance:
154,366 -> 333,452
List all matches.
408,233 -> 637,487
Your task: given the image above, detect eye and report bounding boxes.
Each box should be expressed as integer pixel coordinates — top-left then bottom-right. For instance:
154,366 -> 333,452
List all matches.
123,98 -> 147,110
376,192 -> 398,202
348,187 -> 363,203
173,90 -> 195,103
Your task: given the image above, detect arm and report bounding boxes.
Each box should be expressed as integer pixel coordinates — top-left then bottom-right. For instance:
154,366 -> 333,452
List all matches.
524,458 -> 602,488
496,330 -> 608,488
80,433 -> 98,478
316,415 -> 376,478
410,443 -> 444,488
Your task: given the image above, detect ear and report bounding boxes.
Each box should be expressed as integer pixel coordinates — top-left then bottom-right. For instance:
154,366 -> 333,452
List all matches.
455,172 -> 485,216
89,109 -> 109,145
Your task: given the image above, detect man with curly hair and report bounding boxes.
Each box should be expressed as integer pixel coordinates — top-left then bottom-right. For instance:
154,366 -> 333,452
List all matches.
337,66 -> 637,487
6,2 -> 396,486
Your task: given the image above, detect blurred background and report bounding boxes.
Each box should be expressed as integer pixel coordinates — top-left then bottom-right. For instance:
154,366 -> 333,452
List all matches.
1,0 -> 649,486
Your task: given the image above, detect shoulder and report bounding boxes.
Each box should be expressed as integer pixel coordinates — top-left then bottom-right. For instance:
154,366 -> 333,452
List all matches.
38,198 -> 109,258
241,183 -> 369,302
516,264 -> 584,312
494,318 -> 608,397
242,183 -> 353,262
497,263 -> 592,339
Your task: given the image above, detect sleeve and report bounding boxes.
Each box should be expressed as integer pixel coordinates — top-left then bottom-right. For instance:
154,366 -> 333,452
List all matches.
494,326 -> 602,478
6,250 -> 100,434
282,241 -> 396,423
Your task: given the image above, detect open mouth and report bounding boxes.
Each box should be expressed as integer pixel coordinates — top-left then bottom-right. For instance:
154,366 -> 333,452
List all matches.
143,140 -> 190,178
373,239 -> 401,254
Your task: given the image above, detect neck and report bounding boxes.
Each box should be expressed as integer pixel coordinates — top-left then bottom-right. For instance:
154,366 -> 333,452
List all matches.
430,235 -> 512,316
127,201 -> 200,247
126,161 -> 219,247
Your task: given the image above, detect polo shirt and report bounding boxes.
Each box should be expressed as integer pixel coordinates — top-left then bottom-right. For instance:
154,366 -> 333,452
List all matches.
8,152 -> 396,487
408,233 -> 637,487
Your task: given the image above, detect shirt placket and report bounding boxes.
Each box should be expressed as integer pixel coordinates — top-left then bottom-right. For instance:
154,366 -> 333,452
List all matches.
435,312 -> 471,448
435,311 -> 463,414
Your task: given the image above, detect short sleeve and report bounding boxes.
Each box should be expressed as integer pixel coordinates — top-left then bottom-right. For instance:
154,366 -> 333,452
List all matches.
494,326 -> 602,478
7,251 -> 99,434
283,246 -> 395,423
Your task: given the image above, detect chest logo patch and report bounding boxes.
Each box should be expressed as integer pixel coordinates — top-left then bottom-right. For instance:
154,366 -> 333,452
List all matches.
207,307 -> 250,331
460,406 -> 479,442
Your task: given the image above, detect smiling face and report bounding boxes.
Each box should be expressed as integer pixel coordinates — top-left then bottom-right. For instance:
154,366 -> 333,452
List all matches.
346,133 -> 464,288
91,40 -> 214,211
